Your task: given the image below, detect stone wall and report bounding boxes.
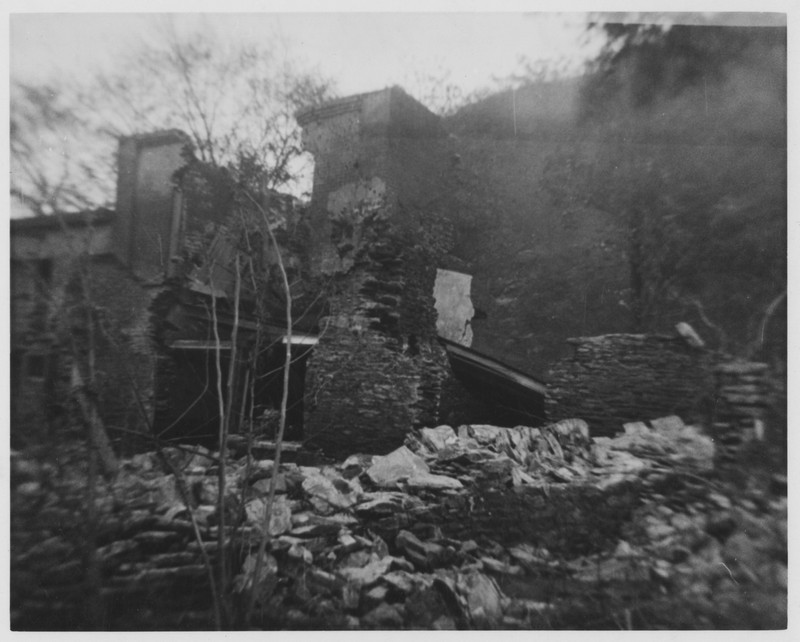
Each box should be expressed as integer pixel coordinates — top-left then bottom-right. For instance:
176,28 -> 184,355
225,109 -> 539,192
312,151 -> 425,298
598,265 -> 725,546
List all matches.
546,333 -> 716,437
11,132 -> 196,453
711,361 -> 779,470
299,88 -> 456,454
83,258 -> 160,452
11,211 -> 115,348
29,258 -> 158,454
303,258 -> 450,458
10,212 -> 160,451
545,331 -> 786,465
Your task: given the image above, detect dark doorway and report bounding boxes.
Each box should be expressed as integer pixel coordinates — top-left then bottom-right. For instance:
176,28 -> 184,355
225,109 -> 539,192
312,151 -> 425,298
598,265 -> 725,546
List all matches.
154,347 -> 233,448
252,343 -> 313,442
153,342 -> 313,447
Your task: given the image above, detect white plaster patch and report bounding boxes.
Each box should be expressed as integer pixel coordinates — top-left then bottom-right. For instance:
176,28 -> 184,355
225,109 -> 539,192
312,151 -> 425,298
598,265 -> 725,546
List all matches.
434,268 -> 474,347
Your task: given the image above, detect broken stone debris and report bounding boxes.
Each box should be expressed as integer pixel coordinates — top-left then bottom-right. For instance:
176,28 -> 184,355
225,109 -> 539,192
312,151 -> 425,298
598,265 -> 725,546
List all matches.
245,494 -> 293,536
10,415 -> 786,629
366,445 -> 430,487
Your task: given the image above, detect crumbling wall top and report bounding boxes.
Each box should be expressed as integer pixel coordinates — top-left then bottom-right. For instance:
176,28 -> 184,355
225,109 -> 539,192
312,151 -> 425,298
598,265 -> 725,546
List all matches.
120,129 -> 192,149
296,86 -> 444,139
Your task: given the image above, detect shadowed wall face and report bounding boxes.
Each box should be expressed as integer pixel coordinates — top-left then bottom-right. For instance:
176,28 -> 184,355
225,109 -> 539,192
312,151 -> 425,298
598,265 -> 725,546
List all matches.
298,88 -> 454,456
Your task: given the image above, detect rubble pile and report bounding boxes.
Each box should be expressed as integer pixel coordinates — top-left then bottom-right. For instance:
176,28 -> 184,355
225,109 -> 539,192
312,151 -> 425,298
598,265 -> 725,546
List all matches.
10,416 -> 786,630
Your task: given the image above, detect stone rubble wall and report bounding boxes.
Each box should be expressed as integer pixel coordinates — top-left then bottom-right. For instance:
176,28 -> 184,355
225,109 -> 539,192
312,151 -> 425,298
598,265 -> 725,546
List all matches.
711,361 -> 775,470
546,333 -> 716,437
11,255 -> 159,454
83,258 -> 160,452
546,333 -> 784,466
299,87 -> 460,455
304,255 -> 451,458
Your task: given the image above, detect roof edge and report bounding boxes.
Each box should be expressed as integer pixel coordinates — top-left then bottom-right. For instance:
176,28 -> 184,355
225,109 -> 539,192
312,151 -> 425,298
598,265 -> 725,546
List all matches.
11,208 -> 115,232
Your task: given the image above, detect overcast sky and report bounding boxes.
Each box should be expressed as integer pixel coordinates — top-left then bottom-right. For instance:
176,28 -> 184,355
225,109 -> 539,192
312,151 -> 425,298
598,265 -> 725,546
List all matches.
9,8 -> 790,100
10,13 -> 601,98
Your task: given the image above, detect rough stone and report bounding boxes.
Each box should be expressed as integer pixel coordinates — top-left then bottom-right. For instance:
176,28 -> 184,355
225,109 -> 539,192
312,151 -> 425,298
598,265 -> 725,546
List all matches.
481,557 -> 523,575
362,584 -> 389,610
245,495 -> 293,536
432,615 -> 457,629
367,446 -> 430,487
193,473 -> 244,506
361,602 -> 404,628
251,474 -> 287,495
132,531 -> 181,552
623,422 -> 650,436
650,415 -> 685,434
395,530 -> 450,571
97,539 -> 140,562
354,493 -> 408,517
419,425 -> 458,452
380,570 -> 418,596
406,473 -> 463,490
302,472 -> 359,513
460,570 -> 504,627
338,555 -> 394,586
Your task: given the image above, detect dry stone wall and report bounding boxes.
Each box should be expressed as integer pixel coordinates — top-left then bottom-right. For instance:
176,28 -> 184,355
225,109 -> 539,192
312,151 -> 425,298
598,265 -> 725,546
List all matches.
304,245 -> 450,458
546,333 -> 716,437
711,361 -> 778,470
546,332 -> 785,467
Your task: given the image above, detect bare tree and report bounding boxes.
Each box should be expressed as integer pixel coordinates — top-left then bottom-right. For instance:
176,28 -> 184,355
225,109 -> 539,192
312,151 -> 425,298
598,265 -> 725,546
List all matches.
403,63 -> 470,117
11,82 -> 115,215
11,18 -> 336,214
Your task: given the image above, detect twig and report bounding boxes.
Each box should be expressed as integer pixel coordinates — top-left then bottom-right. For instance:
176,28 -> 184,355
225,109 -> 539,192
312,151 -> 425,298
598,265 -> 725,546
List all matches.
243,191 -> 293,626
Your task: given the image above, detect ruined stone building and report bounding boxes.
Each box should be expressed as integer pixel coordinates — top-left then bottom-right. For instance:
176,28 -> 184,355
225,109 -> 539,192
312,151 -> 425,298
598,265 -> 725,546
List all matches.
10,89 -> 547,457
10,80 -> 784,457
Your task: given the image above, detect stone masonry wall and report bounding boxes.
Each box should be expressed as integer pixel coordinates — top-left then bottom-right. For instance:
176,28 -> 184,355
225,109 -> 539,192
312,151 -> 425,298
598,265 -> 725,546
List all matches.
30,257 -> 160,454
711,361 -> 779,470
85,258 -> 159,453
10,223 -> 157,452
304,249 -> 450,458
546,333 -> 716,437
546,332 -> 785,465
299,88 -> 454,455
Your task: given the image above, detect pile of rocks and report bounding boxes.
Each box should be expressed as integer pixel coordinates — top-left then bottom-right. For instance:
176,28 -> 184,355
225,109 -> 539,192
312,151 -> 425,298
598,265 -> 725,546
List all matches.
10,415 -> 786,630
616,484 -> 787,628
409,417 -> 714,492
